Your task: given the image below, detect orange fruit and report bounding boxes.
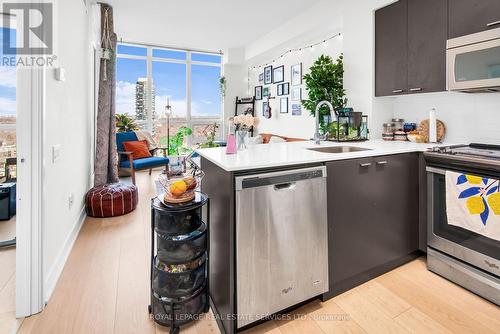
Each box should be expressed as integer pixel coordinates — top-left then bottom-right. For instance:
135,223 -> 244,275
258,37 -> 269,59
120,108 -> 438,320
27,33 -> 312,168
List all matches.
169,180 -> 187,196
184,177 -> 197,190
487,193 -> 500,215
466,196 -> 485,215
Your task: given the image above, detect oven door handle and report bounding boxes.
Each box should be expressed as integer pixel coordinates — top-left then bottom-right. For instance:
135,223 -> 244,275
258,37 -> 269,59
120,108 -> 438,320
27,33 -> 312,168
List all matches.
426,167 -> 447,175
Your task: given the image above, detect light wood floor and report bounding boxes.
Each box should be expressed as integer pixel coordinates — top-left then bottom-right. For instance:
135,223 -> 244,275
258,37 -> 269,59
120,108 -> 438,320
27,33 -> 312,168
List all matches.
19,170 -> 500,334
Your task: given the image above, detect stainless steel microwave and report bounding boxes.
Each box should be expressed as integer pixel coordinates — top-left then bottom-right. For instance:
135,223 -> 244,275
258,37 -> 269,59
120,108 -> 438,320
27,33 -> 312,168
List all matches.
447,28 -> 500,93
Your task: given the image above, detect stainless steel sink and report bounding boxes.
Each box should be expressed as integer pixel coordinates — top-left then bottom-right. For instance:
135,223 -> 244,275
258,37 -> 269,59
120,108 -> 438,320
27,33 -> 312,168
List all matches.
307,146 -> 372,154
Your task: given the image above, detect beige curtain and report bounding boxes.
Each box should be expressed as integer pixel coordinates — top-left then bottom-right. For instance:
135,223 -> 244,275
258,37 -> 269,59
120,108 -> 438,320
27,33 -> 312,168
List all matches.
94,4 -> 119,186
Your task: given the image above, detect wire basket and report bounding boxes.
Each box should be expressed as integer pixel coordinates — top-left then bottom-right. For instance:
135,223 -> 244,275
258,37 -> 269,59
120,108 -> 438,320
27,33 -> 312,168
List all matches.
158,169 -> 205,204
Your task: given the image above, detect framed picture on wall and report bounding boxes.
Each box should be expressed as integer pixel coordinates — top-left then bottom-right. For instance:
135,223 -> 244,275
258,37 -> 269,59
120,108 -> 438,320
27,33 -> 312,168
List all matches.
283,82 -> 290,95
259,73 -> 264,84
291,63 -> 302,86
264,65 -> 273,84
291,103 -> 302,116
280,97 -> 288,113
273,65 -> 284,83
263,102 -> 271,118
291,87 -> 301,101
277,84 -> 283,96
255,86 -> 262,100
262,86 -> 270,97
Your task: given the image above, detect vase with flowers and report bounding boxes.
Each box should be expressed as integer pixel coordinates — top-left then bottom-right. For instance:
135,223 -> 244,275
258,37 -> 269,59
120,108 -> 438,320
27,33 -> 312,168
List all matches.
232,114 -> 258,150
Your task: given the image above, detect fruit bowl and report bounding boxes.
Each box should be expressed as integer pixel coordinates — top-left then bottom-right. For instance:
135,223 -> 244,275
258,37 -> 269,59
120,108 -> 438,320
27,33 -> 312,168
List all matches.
158,170 -> 204,204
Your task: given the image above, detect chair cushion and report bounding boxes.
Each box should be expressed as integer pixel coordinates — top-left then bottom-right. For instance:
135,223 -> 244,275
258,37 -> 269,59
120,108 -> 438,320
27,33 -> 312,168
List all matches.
116,131 -> 138,152
122,140 -> 152,159
85,183 -> 138,218
120,156 -> 169,170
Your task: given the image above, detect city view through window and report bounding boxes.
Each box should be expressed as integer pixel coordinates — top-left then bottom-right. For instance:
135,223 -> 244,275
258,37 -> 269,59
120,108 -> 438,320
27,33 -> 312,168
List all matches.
116,44 -> 223,150
0,26 -> 16,180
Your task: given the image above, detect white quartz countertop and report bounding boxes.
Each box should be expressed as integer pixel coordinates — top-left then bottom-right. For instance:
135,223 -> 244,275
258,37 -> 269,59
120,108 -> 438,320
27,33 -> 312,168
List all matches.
195,139 -> 455,172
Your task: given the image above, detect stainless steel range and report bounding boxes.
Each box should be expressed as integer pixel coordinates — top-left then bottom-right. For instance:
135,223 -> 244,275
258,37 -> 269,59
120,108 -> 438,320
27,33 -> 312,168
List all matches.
425,144 -> 500,305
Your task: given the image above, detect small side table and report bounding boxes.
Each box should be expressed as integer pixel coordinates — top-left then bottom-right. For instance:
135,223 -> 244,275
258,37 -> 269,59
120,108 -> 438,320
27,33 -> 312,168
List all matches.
149,192 -> 210,334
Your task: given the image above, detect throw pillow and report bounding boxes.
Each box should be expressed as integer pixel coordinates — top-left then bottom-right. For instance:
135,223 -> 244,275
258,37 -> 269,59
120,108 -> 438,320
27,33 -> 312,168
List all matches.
122,140 -> 152,159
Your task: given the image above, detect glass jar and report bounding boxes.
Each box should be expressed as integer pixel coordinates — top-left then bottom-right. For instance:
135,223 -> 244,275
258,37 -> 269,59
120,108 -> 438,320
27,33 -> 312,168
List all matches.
383,123 -> 396,134
392,118 -> 404,131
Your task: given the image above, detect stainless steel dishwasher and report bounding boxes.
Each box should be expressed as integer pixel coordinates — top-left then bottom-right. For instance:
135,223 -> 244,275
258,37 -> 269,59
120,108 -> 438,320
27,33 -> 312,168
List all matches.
235,166 -> 329,328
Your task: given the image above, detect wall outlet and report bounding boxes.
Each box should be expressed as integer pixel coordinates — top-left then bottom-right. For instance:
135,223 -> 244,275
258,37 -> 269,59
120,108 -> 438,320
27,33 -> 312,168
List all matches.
68,193 -> 74,209
52,145 -> 61,163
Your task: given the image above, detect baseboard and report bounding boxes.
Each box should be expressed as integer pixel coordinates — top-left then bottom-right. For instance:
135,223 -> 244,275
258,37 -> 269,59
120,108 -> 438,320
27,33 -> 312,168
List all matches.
43,206 -> 87,303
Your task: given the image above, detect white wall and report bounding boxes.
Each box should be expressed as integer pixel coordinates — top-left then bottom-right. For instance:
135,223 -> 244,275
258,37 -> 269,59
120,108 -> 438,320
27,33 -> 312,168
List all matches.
42,0 -> 92,301
342,0 -> 395,139
393,92 -> 500,144
241,0 -> 343,139
248,39 -> 343,139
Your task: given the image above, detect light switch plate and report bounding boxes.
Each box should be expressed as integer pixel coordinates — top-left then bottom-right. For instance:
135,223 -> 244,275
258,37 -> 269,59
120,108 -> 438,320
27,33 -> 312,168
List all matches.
54,67 -> 66,81
52,145 -> 61,163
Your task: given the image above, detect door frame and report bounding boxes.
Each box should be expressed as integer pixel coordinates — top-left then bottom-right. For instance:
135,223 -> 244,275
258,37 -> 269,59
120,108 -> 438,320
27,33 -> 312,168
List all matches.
13,2 -> 46,316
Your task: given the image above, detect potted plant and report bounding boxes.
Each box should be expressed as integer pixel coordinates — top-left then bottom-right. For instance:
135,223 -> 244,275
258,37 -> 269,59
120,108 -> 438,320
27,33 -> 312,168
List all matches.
115,114 -> 139,132
302,54 -> 347,134
168,126 -> 193,156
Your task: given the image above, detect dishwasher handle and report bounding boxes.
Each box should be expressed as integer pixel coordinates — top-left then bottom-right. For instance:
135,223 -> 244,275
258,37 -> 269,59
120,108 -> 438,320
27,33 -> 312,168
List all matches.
274,182 -> 296,191
235,166 -> 326,191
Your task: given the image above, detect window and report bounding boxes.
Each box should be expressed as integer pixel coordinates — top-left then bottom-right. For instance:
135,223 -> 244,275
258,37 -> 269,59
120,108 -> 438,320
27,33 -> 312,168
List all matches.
0,25 -> 17,180
116,44 -> 223,149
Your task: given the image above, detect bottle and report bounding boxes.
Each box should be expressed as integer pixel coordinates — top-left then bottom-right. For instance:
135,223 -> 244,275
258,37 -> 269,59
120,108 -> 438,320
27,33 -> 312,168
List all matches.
429,108 -> 437,143
226,120 -> 237,154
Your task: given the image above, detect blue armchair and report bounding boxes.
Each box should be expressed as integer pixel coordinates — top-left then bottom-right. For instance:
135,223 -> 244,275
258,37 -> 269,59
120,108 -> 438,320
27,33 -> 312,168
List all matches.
116,132 -> 169,185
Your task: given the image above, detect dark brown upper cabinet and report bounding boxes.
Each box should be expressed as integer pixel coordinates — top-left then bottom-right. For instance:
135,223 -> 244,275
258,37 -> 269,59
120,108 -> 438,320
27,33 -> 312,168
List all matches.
449,0 -> 500,39
407,0 -> 447,94
375,0 -> 408,97
375,0 -> 448,97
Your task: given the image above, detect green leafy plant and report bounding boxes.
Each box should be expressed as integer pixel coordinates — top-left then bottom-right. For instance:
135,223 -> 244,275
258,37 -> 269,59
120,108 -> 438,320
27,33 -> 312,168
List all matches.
115,114 -> 139,132
219,76 -> 227,98
302,54 -> 347,133
198,123 -> 220,149
168,126 -> 193,156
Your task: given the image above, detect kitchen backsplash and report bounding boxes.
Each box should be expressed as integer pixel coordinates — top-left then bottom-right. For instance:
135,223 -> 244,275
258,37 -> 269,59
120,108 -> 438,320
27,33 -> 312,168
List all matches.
393,92 -> 500,145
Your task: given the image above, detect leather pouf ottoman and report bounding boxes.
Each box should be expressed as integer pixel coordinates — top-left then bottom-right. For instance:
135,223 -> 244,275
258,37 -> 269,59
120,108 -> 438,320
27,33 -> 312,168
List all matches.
85,183 -> 138,218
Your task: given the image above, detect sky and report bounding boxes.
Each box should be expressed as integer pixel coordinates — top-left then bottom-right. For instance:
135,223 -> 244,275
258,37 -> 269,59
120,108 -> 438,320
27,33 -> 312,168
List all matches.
0,28 -> 17,117
116,44 -> 222,118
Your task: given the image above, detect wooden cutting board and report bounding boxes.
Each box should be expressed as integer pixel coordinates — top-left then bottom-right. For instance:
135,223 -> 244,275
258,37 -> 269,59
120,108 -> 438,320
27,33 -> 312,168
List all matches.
418,119 -> 446,143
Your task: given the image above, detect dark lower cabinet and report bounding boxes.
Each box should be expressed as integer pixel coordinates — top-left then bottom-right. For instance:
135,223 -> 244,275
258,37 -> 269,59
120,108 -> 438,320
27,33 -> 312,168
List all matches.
323,154 -> 419,298
449,0 -> 500,39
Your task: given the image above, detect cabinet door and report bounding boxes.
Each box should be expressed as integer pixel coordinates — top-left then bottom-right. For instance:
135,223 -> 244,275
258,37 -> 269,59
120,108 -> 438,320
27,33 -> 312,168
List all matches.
326,158 -> 377,287
407,0 -> 447,94
375,0 -> 408,97
449,0 -> 500,39
372,154 -> 419,260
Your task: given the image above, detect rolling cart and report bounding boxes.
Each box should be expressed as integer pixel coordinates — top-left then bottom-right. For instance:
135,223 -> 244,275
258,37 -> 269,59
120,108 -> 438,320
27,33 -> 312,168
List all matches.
149,192 -> 210,334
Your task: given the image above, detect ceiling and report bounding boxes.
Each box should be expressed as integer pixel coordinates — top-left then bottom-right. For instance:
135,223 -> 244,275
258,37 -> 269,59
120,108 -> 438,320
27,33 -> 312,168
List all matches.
104,0 -> 322,52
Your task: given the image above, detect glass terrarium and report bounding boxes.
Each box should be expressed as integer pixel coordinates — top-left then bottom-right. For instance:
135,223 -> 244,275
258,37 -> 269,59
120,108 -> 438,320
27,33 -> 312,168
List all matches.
327,110 -> 368,142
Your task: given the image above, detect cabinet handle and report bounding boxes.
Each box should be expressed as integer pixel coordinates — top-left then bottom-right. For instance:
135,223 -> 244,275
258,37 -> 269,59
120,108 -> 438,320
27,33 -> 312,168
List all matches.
487,20 -> 500,27
392,89 -> 404,93
409,87 -> 422,92
376,161 -> 388,165
360,163 -> 372,167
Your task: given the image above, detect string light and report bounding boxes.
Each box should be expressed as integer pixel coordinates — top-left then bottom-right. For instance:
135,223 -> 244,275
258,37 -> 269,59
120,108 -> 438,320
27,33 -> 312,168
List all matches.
246,33 -> 341,71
